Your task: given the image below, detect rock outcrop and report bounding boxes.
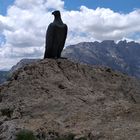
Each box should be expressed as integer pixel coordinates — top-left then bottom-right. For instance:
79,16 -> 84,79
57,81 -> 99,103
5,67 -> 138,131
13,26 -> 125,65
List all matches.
10,59 -> 40,73
0,59 -> 40,85
0,59 -> 140,140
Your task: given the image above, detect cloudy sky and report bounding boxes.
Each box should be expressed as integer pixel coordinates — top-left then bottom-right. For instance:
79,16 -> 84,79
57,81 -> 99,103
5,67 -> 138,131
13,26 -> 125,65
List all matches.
0,0 -> 140,70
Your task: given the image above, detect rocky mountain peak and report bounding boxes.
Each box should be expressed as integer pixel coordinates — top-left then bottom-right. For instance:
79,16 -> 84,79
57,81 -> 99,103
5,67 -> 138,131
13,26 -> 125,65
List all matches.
62,40 -> 140,78
101,40 -> 115,45
0,58 -> 140,139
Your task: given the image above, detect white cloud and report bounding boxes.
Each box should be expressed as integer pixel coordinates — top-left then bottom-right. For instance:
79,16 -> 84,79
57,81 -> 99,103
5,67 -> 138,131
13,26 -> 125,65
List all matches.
15,0 -> 64,11
45,0 -> 64,10
0,0 -> 140,69
63,6 -> 140,41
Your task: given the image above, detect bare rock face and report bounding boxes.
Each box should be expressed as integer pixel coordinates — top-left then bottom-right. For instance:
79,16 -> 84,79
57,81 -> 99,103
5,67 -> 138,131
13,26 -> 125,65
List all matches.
62,40 -> 140,78
0,59 -> 140,140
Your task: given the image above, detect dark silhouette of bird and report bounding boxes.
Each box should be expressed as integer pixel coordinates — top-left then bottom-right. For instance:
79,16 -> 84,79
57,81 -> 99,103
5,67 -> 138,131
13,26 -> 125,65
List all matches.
44,10 -> 68,59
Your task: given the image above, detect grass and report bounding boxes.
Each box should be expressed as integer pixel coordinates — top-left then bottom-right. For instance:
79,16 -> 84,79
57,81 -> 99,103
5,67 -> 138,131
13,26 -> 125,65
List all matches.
15,130 -> 36,140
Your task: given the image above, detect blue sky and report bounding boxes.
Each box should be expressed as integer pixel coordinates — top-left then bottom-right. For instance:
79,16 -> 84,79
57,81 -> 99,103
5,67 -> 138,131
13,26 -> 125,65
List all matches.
1,0 -> 140,15
65,0 -> 140,13
0,0 -> 140,69
0,0 -> 14,15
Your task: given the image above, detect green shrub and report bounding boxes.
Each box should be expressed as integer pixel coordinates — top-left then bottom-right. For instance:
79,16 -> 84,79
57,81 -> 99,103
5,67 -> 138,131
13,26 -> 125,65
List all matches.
15,130 -> 36,140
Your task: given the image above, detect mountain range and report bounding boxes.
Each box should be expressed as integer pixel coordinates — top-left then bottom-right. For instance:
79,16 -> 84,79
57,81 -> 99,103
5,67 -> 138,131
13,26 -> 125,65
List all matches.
0,71 -> 9,84
0,40 -> 140,84
62,40 -> 140,78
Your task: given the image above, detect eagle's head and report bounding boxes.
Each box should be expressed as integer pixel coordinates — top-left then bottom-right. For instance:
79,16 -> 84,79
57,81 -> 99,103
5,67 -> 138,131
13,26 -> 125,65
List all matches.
52,10 -> 61,17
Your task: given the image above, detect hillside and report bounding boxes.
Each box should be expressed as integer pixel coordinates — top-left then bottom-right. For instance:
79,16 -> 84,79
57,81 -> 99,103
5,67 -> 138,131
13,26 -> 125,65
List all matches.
10,59 -> 40,73
0,59 -> 140,140
0,59 -> 40,85
62,40 -> 140,78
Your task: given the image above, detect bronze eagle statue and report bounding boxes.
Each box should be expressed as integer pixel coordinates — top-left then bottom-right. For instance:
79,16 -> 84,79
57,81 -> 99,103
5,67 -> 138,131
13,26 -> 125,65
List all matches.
44,10 -> 68,58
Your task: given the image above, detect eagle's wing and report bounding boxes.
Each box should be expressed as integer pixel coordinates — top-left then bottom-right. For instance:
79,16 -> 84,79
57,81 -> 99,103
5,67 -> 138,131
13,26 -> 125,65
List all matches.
63,24 -> 68,44
57,24 -> 68,57
44,23 -> 54,58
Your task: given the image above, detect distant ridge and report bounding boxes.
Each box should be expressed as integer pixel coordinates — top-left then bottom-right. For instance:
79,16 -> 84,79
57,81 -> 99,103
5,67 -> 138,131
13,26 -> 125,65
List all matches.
62,40 -> 140,78
0,71 -> 9,84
